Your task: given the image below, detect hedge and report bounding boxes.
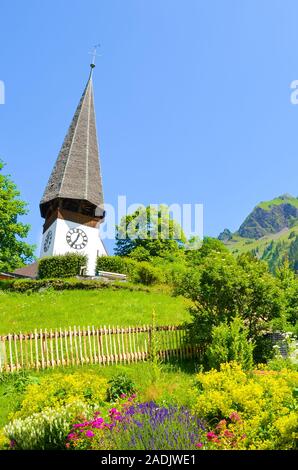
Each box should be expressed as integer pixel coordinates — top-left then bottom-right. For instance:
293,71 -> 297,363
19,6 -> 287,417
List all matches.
96,256 -> 137,276
0,278 -> 150,293
38,253 -> 87,279
96,257 -> 165,286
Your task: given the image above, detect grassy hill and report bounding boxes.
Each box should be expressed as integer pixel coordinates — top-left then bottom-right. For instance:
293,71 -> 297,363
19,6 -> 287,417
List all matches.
219,194 -> 298,272
0,287 -> 190,334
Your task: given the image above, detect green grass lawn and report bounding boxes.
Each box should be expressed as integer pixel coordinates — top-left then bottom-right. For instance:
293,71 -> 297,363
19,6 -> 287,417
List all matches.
0,360 -> 197,427
0,288 -> 191,334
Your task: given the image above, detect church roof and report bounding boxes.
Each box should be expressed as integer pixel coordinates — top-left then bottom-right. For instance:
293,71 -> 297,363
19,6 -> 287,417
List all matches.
40,71 -> 104,215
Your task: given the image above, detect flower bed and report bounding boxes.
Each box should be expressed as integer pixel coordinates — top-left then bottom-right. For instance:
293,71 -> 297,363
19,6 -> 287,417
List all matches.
67,396 -> 206,450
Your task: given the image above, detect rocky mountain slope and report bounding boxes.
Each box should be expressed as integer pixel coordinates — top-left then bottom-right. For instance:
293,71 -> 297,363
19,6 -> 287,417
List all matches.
219,195 -> 298,272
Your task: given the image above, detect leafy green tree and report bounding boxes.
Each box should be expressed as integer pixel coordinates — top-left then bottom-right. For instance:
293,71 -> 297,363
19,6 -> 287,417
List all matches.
288,235 -> 298,272
115,205 -> 186,258
178,251 -> 285,345
185,236 -> 229,267
276,260 -> 298,327
0,161 -> 35,271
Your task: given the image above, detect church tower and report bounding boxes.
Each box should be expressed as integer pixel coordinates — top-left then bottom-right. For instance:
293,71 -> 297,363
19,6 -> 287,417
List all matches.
39,63 -> 107,275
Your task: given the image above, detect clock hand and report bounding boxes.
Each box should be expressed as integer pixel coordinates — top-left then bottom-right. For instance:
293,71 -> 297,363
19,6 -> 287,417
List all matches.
70,233 -> 80,247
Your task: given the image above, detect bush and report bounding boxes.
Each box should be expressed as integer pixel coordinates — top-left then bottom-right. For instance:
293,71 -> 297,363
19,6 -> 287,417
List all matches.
192,362 -> 298,449
107,373 -> 136,401
128,246 -> 151,262
132,262 -> 163,285
206,317 -> 254,370
38,253 -> 87,279
4,401 -> 88,450
181,252 -> 285,346
0,278 -> 150,293
253,335 -> 275,363
13,371 -> 108,419
163,262 -> 188,287
96,256 -> 137,276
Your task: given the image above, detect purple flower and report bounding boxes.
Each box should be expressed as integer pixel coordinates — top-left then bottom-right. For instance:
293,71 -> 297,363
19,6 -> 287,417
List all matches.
85,430 -> 94,438
134,420 -> 143,428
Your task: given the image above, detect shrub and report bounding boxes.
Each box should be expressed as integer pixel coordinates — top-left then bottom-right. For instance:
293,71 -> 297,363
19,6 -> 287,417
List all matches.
180,252 -> 285,346
107,374 -> 136,402
197,412 -> 248,450
253,334 -> 276,364
13,371 -> 108,419
192,362 -> 298,449
206,317 -> 254,370
96,256 -> 136,276
127,246 -> 151,262
38,253 -> 87,279
132,262 -> 163,285
5,401 -> 89,450
0,430 -> 9,450
163,262 -> 188,287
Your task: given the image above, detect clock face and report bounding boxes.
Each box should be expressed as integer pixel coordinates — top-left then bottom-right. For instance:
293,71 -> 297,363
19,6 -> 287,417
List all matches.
66,228 -> 88,250
43,230 -> 53,252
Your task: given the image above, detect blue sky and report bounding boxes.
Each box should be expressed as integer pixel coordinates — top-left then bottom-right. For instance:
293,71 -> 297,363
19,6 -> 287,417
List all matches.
1,0 -> 298,254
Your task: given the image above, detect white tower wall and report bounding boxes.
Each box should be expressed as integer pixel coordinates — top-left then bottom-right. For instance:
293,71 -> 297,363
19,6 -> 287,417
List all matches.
40,219 -> 107,276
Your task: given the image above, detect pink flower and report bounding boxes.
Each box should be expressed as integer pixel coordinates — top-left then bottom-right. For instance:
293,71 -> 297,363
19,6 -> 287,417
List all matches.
207,432 -> 217,441
216,419 -> 227,430
196,442 -> 203,448
120,393 -> 127,399
85,430 -> 94,438
109,408 -> 118,414
65,443 -> 70,449
92,417 -> 104,428
229,412 -> 241,422
223,430 -> 234,438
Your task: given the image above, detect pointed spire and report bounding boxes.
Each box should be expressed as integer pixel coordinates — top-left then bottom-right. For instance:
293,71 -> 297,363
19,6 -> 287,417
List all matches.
40,71 -> 104,218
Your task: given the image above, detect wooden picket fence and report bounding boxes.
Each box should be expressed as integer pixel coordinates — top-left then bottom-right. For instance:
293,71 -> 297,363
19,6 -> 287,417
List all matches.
0,325 -> 202,373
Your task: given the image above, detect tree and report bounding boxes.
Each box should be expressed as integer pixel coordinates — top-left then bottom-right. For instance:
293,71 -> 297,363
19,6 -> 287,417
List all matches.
288,235 -> 298,272
0,161 -> 35,271
276,260 -> 298,326
185,236 -> 229,267
178,251 -> 285,345
115,205 -> 186,258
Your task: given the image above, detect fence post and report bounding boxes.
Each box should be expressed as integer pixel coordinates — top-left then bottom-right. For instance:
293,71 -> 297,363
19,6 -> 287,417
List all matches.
87,326 -> 93,364
34,329 -> 39,370
73,326 -> 79,365
44,328 -> 49,367
0,336 -> 6,372
40,329 -> 45,369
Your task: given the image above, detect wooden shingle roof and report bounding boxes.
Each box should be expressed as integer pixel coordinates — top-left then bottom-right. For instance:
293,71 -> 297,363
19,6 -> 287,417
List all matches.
40,73 -> 104,216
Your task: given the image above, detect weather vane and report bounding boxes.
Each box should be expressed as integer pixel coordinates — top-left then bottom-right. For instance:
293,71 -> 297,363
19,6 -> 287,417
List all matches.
89,44 -> 101,69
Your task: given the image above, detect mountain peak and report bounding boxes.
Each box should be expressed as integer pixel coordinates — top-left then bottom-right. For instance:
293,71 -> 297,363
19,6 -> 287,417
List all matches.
238,195 -> 298,239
